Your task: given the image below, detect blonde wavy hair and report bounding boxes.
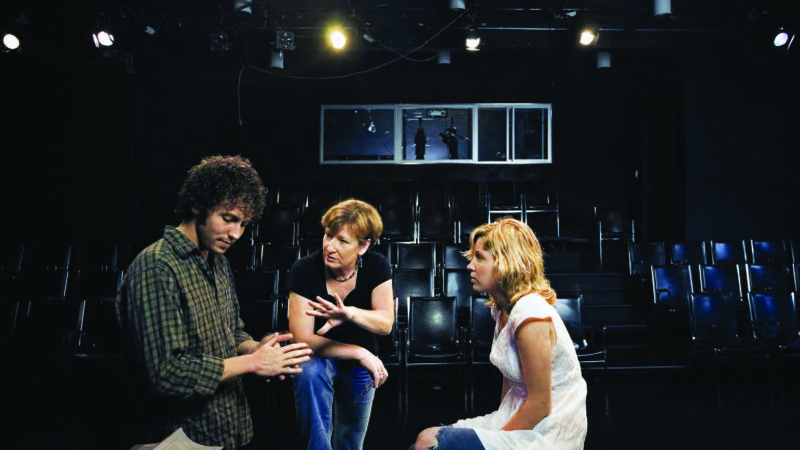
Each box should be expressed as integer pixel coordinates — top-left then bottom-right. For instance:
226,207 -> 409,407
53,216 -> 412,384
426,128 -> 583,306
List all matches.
464,217 -> 556,310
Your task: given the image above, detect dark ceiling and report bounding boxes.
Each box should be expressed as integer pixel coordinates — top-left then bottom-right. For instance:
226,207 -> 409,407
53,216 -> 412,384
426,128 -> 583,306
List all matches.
2,1 -> 799,66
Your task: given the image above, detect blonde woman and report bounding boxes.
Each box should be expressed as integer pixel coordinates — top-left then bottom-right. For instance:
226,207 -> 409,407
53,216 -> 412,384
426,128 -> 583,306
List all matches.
410,217 -> 587,450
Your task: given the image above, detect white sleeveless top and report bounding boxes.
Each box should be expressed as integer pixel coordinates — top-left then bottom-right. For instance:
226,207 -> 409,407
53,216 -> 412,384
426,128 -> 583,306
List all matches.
453,294 -> 588,450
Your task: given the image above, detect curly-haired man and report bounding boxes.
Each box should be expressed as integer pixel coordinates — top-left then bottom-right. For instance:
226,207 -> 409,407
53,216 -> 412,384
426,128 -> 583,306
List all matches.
117,155 -> 312,449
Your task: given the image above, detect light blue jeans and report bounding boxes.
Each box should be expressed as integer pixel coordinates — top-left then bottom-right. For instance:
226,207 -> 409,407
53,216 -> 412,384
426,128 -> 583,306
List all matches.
292,356 -> 375,450
408,426 -> 484,450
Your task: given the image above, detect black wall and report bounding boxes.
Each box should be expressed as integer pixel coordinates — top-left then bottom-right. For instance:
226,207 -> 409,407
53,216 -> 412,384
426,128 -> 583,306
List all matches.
2,31 -> 798,253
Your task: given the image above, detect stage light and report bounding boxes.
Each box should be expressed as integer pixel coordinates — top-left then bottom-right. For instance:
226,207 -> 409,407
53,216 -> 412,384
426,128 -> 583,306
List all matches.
437,51 -> 451,64
328,27 -> 347,50
465,27 -> 480,51
3,33 -> 20,51
773,28 -> 794,50
92,10 -> 115,48
774,30 -> 789,46
3,12 -> 27,53
579,28 -> 598,46
450,0 -> 466,11
93,30 -> 114,48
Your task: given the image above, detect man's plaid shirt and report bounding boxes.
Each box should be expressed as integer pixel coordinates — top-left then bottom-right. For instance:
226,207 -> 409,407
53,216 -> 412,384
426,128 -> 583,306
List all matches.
118,226 -> 254,448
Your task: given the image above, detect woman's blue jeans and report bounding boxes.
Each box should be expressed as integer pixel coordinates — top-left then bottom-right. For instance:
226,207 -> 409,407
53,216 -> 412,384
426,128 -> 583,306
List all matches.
292,355 -> 375,450
407,427 -> 484,450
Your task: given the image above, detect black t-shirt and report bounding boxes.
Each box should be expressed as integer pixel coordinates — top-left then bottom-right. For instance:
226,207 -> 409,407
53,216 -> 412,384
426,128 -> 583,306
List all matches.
286,248 -> 392,354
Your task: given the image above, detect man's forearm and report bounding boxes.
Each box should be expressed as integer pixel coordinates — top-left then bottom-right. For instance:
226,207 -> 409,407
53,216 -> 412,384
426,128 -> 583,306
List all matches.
221,353 -> 256,382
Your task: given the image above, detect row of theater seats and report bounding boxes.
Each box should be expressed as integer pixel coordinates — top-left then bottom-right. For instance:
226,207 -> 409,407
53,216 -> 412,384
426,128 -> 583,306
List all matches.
629,238 -> 800,271
255,179 -> 562,246
628,238 -> 800,303
651,267 -> 800,405
1,242 -> 126,357
258,179 -> 643,274
623,238 -> 800,404
649,261 -> 800,312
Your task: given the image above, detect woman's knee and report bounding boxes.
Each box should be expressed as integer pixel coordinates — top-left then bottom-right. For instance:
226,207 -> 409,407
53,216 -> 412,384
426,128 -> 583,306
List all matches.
413,426 -> 440,450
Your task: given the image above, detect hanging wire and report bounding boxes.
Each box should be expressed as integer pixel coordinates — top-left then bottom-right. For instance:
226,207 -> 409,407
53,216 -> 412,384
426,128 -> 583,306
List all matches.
237,8 -> 470,125
243,8 -> 468,80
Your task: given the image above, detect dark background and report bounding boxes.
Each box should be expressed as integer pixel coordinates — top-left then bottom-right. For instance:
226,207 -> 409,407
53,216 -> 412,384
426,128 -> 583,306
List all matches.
3,2 -> 800,449
1,0 -> 798,254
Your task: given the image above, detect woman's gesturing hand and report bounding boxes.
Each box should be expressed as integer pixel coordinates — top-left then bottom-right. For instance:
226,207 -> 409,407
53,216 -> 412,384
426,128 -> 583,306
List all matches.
307,293 -> 353,336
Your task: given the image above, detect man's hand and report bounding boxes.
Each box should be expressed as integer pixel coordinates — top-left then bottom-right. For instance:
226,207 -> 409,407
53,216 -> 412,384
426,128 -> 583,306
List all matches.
249,332 -> 312,378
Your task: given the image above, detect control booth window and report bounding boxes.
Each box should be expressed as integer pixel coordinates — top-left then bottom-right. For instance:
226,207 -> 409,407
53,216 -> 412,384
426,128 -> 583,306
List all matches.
320,103 -> 551,165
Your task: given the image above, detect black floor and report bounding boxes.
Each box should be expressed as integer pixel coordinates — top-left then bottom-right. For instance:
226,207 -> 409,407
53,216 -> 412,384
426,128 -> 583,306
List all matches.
7,341 -> 799,450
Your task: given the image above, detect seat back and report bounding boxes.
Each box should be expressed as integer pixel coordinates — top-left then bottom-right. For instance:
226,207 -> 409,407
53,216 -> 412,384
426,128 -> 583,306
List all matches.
749,239 -> 790,265
443,242 -> 469,270
72,267 -> 124,303
235,270 -> 281,339
418,205 -> 454,242
449,180 -> 486,209
699,264 -> 744,306
651,265 -> 693,310
689,293 -> 742,346
487,180 -> 521,211
256,244 -> 300,295
748,292 -> 800,346
794,264 -> 800,293
628,242 -> 667,276
240,299 -> 280,341
381,204 -> 417,243
444,268 -> 475,321
392,268 -> 435,325
554,296 -> 587,349
709,240 -> 747,266
595,206 -> 632,237
260,204 -> 299,246
344,181 -> 381,207
745,264 -> 792,294
235,270 -> 279,302
377,297 -> 401,362
520,180 -> 555,210
301,181 -> 342,241
456,205 -> 489,243
273,181 -> 309,209
671,241 -> 707,266
391,242 -> 437,270
469,295 -> 494,358
417,181 -> 450,208
379,180 -> 416,209
408,296 -> 459,355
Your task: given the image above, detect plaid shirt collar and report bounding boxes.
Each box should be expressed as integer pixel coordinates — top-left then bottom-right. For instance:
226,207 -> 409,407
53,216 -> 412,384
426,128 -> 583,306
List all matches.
163,225 -> 211,261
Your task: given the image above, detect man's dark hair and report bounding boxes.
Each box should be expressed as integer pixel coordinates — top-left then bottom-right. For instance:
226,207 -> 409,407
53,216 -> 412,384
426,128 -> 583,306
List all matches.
176,155 -> 266,222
